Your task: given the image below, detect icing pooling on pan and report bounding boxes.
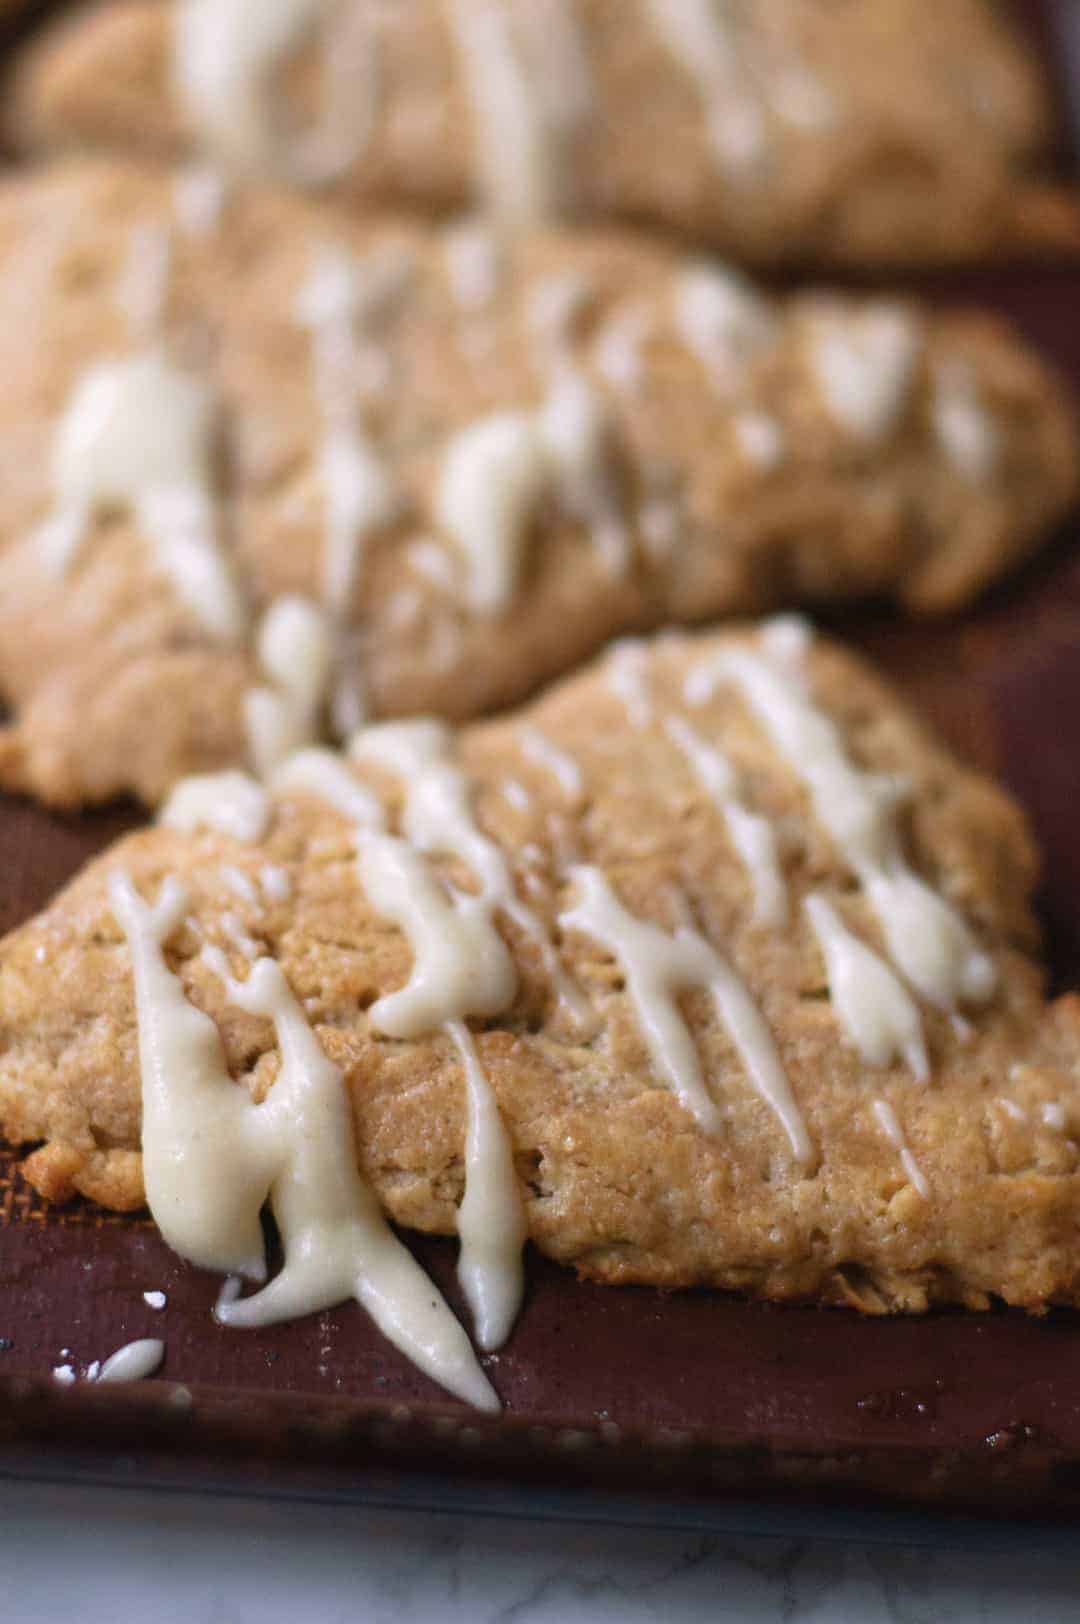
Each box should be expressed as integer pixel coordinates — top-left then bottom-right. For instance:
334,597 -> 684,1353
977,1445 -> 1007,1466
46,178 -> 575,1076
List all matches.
110,869 -> 497,1410
97,1338 -> 166,1383
106,621 -> 1015,1403
446,1019 -> 527,1352
273,737 -> 534,1350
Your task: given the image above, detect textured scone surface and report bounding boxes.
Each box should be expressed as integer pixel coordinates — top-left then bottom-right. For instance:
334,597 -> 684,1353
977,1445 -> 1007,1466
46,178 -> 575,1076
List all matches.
8,0 -> 1077,267
0,159 -> 1075,809
2,625 -> 1079,1315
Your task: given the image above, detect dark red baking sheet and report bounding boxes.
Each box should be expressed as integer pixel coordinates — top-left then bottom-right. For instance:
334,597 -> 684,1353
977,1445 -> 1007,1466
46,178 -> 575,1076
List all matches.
2,0 -> 1080,1532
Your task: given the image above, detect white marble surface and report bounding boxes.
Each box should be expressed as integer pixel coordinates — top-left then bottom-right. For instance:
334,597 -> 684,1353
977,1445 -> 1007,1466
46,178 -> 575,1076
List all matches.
2,1482 -> 1078,1622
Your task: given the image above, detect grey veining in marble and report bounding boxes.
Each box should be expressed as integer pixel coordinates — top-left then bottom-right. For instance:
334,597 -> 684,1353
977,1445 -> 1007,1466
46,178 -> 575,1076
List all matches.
0,1483 -> 1078,1623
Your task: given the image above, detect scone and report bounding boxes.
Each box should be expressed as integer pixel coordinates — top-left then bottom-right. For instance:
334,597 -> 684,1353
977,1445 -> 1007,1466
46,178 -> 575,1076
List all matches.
2,621 -> 1080,1404
8,0 -> 1079,268
0,158 -> 1075,810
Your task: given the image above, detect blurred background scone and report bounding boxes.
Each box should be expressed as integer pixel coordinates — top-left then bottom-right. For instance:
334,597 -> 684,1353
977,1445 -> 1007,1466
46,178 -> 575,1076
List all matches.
0,158 -> 1074,809
6,0 -> 1079,267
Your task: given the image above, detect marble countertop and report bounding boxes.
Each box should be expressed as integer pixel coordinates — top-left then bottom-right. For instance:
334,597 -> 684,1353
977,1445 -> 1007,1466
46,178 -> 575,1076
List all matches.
3,1481 -> 1077,1623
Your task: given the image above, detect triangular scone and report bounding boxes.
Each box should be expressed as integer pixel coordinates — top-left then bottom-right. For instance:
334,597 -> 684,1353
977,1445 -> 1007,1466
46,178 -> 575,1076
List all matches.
8,0 -> 1079,268
3,620 -> 1079,1320
0,161 -> 1075,810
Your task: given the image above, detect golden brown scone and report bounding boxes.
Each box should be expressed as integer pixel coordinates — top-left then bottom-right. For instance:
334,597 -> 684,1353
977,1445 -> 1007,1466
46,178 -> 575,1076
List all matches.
0,158 -> 1075,810
3,621 -> 1080,1315
7,0 -> 1079,268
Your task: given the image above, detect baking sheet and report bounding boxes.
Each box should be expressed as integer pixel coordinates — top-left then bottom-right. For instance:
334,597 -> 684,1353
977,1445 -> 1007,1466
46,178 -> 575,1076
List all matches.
2,0 -> 1080,1534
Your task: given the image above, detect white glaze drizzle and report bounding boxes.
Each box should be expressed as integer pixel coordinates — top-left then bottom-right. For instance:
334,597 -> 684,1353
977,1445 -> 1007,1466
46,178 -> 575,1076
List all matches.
273,745 -> 383,826
97,1338 -> 165,1383
173,0 -> 379,184
518,725 -> 585,804
872,1099 -> 930,1199
444,259 -> 626,597
643,0 -> 766,172
220,911 -> 261,961
173,167 -> 229,238
443,220 -> 503,311
559,866 -> 812,1163
539,372 -> 630,578
760,613 -> 814,668
734,411 -> 785,471
767,63 -> 839,132
260,864 -> 293,904
1042,1102 -> 1067,1132
408,538 -> 458,593
637,497 -> 680,562
436,374 -> 626,613
34,350 -> 245,644
686,632 -> 996,1015
219,865 -> 260,907
807,305 -> 922,445
273,743 -> 532,1348
205,949 -> 495,1409
526,272 -> 593,365
446,1020 -> 527,1351
446,0 -> 589,223
446,0 -> 558,223
110,870 -> 496,1410
272,741 -> 515,1036
804,894 -> 929,1082
436,413 -> 547,614
349,721 -> 592,1033
512,0 -> 594,147
158,771 -> 271,845
117,222 -> 173,342
665,715 -> 786,926
109,872 -> 272,1278
319,426 -> 399,614
244,596 -> 334,779
501,779 -> 533,814
366,829 -> 521,1035
296,247 -> 405,617
593,304 -> 651,395
673,264 -> 776,396
606,640 -> 654,728
932,361 -> 999,482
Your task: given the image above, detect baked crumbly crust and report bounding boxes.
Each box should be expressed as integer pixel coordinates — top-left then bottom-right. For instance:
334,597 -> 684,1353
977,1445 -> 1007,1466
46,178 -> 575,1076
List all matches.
7,0 -> 1078,268
3,625 -> 1080,1316
0,159 -> 1074,809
